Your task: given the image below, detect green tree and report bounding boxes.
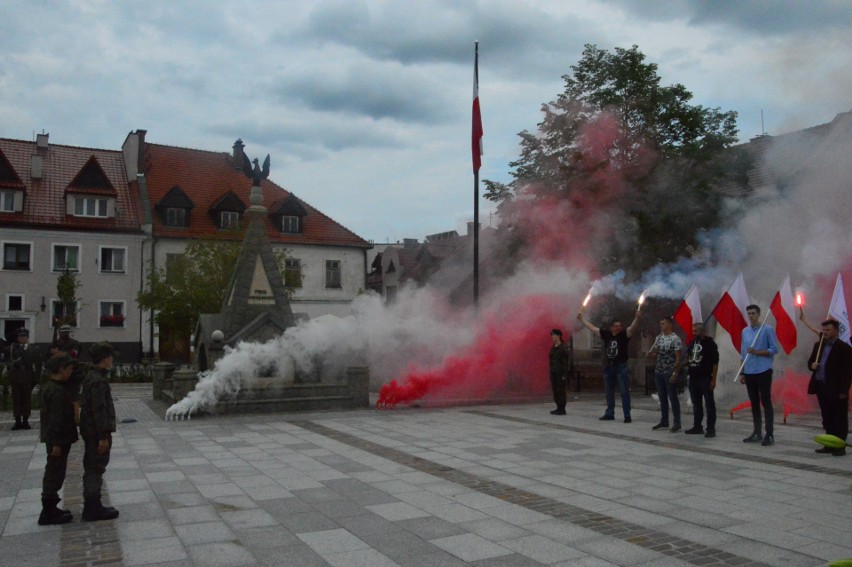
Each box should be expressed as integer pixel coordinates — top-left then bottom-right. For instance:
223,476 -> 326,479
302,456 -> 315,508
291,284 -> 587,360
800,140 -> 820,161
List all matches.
55,269 -> 81,327
137,238 -> 297,355
486,44 -> 743,274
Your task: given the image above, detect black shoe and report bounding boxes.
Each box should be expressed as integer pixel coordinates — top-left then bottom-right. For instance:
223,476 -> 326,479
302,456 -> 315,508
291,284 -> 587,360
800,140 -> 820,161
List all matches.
599,415 -> 615,421
11,419 -> 22,431
743,433 -> 762,443
815,447 -> 833,454
704,430 -> 715,438
832,448 -> 846,456
670,425 -> 681,433
652,423 -> 668,430
684,427 -> 704,435
761,434 -> 774,446
82,501 -> 119,522
550,409 -> 566,415
38,508 -> 72,526
624,417 -> 632,423
21,419 -> 31,430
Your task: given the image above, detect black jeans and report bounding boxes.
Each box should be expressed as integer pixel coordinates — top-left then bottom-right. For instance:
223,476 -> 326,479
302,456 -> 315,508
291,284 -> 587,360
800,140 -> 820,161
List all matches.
688,375 -> 716,431
814,381 -> 849,441
744,370 -> 773,435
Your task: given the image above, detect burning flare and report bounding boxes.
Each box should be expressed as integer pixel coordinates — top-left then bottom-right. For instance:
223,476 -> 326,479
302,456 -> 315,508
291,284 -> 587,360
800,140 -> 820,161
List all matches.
637,290 -> 647,306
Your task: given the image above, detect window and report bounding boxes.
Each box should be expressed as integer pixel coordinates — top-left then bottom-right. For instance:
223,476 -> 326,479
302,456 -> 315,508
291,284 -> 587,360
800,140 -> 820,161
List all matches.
165,253 -> 186,284
7,295 -> 23,311
284,259 -> 302,288
53,245 -> 80,272
52,300 -> 78,328
100,247 -> 125,273
325,260 -> 341,289
74,197 -> 108,218
99,301 -> 125,327
0,191 -> 14,212
165,207 -> 187,227
281,215 -> 300,233
3,242 -> 31,270
220,211 -> 240,230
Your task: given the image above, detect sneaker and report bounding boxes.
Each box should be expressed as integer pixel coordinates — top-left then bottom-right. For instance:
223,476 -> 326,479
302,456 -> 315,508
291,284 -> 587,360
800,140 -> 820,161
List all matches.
743,433 -> 762,443
599,415 -> 615,421
815,447 -> 833,454
550,409 -> 566,415
704,430 -> 716,438
670,425 -> 681,433
652,423 -> 669,430
761,435 -> 774,446
684,427 -> 704,435
623,417 -> 632,423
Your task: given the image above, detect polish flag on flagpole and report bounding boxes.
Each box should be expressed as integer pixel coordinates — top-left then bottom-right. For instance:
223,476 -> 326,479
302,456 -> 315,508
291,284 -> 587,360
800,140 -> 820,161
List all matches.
827,273 -> 850,344
674,284 -> 702,343
711,273 -> 749,352
472,41 -> 483,173
769,274 -> 797,354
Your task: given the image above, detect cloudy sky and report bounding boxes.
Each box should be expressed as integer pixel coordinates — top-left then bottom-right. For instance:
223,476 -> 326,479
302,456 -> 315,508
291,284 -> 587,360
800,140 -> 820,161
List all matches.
2,0 -> 850,244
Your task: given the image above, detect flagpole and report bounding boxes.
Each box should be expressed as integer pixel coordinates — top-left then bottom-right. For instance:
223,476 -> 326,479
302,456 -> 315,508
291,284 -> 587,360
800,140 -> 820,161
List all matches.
472,40 -> 480,307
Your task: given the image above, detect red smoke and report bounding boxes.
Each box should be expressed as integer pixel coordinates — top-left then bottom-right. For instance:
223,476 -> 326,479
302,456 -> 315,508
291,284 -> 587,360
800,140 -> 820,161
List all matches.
728,370 -> 820,422
377,294 -> 574,408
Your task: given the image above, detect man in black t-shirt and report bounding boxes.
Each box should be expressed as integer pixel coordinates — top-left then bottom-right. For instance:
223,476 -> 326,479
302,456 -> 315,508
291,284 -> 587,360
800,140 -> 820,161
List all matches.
578,308 -> 641,423
679,323 -> 719,438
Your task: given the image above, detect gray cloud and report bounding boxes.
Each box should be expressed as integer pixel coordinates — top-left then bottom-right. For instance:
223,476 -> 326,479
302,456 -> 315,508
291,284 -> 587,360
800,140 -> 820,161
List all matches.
601,0 -> 852,35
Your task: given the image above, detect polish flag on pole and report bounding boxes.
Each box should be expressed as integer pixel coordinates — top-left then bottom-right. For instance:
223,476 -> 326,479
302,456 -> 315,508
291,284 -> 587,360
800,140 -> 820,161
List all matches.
711,273 -> 749,352
472,41 -> 483,173
828,273 -> 850,344
673,284 -> 702,343
769,274 -> 797,354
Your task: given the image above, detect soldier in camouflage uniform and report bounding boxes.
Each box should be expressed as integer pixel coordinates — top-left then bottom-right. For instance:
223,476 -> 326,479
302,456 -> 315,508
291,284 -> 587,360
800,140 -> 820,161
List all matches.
8,328 -> 43,430
79,342 -> 119,522
38,354 -> 78,525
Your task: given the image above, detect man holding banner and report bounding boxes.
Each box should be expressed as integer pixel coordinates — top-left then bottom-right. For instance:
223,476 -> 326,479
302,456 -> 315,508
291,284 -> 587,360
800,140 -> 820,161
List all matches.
807,319 -> 852,456
739,304 -> 779,446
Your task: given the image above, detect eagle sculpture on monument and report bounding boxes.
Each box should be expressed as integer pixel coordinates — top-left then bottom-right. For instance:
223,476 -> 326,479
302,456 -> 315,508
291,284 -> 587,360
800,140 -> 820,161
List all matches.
241,151 -> 270,186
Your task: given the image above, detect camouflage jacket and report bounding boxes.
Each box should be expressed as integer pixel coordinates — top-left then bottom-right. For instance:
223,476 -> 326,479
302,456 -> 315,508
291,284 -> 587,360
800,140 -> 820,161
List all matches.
79,366 -> 116,439
40,379 -> 79,446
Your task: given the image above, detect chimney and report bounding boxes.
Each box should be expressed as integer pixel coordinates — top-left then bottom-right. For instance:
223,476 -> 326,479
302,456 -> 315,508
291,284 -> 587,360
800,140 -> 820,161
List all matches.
122,129 -> 147,179
36,132 -> 49,149
31,155 -> 44,179
136,129 -> 147,173
233,139 -> 245,167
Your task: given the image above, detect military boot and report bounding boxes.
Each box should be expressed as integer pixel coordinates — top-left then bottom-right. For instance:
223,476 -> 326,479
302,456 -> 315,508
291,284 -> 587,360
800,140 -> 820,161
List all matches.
38,498 -> 73,525
11,417 -> 22,431
82,500 -> 119,522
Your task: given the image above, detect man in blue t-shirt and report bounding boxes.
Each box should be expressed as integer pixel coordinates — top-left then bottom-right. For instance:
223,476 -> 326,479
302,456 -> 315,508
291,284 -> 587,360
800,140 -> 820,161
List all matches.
578,308 -> 641,423
738,304 -> 779,446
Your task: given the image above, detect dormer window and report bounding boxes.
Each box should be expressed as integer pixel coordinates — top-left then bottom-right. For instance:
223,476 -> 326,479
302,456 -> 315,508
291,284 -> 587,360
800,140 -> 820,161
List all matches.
166,207 -> 187,227
0,190 -> 14,212
156,186 -> 194,228
74,196 -> 108,218
281,215 -> 300,233
221,211 -> 240,230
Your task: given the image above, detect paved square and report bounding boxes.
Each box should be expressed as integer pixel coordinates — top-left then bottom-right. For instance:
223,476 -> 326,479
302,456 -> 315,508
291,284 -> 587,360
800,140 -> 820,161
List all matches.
0,384 -> 849,566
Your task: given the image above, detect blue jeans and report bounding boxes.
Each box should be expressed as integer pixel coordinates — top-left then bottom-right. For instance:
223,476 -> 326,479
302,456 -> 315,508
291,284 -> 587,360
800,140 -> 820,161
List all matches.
654,369 -> 680,427
603,363 -> 631,418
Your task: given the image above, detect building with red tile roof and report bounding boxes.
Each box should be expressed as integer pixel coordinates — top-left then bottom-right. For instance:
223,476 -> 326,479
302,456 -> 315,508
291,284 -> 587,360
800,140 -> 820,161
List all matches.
0,134 -> 146,359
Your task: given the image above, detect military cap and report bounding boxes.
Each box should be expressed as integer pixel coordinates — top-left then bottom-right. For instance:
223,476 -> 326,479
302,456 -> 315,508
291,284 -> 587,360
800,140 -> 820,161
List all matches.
88,341 -> 115,363
45,353 -> 75,374
59,324 -> 72,332
16,328 -> 30,337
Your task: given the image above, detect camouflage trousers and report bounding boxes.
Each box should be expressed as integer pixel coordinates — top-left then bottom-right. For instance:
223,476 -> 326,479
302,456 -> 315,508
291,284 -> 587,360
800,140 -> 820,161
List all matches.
82,436 -> 111,502
42,444 -> 72,501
